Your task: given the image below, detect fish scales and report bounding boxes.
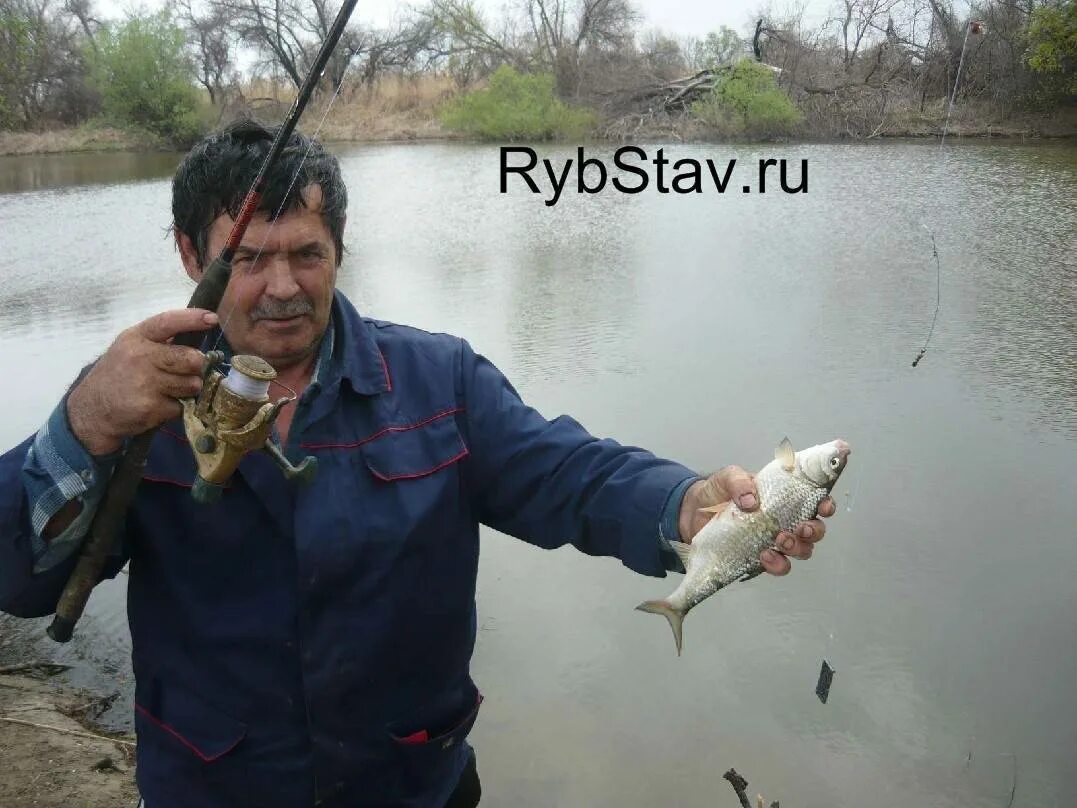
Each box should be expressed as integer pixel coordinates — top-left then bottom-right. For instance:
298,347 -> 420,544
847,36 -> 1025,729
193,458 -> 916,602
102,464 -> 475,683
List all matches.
637,438 -> 850,655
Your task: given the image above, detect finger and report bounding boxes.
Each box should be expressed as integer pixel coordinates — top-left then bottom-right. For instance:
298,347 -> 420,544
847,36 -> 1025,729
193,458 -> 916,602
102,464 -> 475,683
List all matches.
158,372 -> 204,400
760,549 -> 791,576
156,395 -> 184,423
817,497 -> 836,518
776,531 -> 813,560
715,465 -> 758,511
151,343 -> 206,376
128,389 -> 184,430
795,519 -> 827,543
138,309 -> 218,344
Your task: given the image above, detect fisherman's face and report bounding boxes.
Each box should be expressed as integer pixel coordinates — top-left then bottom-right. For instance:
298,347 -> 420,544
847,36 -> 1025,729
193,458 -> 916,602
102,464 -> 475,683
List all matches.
179,184 -> 339,372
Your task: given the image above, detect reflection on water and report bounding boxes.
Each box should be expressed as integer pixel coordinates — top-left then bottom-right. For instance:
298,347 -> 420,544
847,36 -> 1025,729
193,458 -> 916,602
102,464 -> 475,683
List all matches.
0,150 -> 180,195
0,140 -> 1074,807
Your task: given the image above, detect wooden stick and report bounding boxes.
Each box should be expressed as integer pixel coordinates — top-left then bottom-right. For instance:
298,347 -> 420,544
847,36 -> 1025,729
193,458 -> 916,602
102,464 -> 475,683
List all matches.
0,662 -> 72,676
722,769 -> 752,808
0,716 -> 135,747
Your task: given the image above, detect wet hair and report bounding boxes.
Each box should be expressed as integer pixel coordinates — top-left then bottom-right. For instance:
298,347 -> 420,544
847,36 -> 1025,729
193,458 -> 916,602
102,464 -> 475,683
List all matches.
172,118 -> 347,266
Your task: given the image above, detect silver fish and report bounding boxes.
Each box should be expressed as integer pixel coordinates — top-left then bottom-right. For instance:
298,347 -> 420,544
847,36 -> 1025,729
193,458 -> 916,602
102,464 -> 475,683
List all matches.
637,438 -> 851,655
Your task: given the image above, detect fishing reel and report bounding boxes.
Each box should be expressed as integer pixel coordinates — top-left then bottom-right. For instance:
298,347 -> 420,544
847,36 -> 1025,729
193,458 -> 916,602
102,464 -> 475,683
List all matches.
180,351 -> 317,503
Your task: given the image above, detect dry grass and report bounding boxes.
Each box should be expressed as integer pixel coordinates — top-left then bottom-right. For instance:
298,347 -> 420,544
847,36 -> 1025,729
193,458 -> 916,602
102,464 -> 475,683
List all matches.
228,74 -> 462,142
0,124 -> 160,155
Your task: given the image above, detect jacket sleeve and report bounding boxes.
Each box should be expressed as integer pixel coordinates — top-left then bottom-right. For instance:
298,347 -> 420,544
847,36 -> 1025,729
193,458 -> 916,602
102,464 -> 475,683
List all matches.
457,339 -> 699,579
0,399 -> 125,618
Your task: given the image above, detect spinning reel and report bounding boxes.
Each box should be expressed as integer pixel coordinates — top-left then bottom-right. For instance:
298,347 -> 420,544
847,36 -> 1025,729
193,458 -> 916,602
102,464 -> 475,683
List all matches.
181,351 -> 317,503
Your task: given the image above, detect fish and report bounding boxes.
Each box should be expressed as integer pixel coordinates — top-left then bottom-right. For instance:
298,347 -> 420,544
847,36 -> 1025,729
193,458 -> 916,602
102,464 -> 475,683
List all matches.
637,438 -> 851,655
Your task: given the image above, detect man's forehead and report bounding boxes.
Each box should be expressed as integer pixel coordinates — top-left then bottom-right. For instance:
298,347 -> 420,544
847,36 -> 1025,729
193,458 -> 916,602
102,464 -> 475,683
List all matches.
208,184 -> 330,240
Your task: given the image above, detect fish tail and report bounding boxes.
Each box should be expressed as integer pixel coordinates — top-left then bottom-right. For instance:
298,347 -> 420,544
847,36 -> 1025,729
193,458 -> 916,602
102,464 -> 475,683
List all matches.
636,600 -> 686,656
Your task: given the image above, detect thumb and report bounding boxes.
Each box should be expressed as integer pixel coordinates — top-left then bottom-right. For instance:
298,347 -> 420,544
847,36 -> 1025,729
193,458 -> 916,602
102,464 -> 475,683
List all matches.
714,465 -> 759,511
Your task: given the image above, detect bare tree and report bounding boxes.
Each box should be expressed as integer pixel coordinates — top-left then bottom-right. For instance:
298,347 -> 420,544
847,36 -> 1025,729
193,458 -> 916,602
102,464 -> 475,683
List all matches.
62,0 -> 98,53
423,0 -> 526,76
828,0 -> 902,69
638,29 -> 687,79
211,0 -> 336,89
422,0 -> 639,95
177,0 -> 232,105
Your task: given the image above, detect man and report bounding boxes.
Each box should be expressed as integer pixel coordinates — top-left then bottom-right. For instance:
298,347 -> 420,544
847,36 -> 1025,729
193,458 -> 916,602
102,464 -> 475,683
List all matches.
0,120 -> 833,807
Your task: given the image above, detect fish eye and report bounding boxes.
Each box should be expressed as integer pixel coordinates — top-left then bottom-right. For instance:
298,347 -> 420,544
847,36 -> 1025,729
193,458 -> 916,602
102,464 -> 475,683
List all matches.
829,456 -> 841,469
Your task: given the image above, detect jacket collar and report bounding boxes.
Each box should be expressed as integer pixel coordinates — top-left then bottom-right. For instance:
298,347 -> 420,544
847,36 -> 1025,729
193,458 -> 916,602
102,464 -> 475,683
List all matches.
328,290 -> 392,397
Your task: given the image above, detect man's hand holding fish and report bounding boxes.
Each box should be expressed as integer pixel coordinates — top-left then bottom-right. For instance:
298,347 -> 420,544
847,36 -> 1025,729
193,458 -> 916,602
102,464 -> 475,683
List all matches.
677,463 -> 836,575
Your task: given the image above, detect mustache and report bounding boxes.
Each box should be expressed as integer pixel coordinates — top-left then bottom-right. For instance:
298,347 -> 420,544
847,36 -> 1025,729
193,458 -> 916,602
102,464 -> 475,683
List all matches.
250,296 -> 315,321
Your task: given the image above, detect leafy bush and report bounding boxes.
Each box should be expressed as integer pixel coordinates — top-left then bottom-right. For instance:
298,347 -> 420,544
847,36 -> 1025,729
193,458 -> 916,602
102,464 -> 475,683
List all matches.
1025,0 -> 1076,101
692,60 -> 801,138
440,65 -> 594,140
90,11 -> 206,146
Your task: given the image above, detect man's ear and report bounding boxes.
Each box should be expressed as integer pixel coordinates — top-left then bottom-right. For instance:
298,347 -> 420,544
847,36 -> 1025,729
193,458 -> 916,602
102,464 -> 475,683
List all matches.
175,230 -> 202,282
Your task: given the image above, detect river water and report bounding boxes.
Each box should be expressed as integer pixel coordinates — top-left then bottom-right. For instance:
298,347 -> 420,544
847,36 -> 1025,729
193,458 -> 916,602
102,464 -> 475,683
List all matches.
0,140 -> 1074,807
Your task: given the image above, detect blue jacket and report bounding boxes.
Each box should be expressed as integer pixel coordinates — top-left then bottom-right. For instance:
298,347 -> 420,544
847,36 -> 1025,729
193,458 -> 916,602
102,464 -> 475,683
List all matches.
0,292 -> 696,807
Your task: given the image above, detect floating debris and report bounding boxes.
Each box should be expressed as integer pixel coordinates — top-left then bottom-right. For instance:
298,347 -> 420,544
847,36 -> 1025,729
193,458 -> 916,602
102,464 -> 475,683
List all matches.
815,659 -> 835,703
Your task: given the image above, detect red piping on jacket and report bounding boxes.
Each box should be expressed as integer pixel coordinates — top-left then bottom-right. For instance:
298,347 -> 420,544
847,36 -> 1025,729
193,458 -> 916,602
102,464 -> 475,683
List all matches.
160,427 -> 189,445
299,407 -> 463,451
368,448 -> 470,481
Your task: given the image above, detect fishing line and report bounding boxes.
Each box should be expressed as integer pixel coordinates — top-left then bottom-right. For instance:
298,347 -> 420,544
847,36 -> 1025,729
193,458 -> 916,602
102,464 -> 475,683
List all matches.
912,224 -> 942,368
212,47 -> 360,353
817,467 -> 854,704
910,19 -> 979,368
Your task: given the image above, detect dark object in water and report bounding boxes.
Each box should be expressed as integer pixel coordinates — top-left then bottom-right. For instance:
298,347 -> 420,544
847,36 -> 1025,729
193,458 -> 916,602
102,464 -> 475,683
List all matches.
816,659 -> 835,703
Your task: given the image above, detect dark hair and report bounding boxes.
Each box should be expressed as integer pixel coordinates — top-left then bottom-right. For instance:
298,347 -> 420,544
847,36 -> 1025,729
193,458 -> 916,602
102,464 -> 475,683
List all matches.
172,118 -> 347,266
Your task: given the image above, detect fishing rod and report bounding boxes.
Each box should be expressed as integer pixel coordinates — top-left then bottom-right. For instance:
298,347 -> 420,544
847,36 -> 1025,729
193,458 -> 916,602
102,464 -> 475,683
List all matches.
46,0 -> 361,644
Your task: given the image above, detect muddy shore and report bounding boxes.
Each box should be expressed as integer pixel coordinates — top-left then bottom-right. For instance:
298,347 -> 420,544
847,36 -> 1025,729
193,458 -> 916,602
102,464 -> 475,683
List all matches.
0,666 -> 137,807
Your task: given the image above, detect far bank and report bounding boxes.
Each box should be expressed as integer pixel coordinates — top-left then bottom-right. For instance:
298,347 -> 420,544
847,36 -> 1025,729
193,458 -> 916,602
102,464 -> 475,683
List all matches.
3,104 -> 1075,157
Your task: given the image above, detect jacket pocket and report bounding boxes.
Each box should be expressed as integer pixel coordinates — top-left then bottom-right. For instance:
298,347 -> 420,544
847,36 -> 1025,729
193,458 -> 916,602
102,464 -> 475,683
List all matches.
135,679 -> 250,806
133,680 -> 248,801
135,681 -> 247,763
383,687 -> 482,805
388,691 -> 483,752
359,409 -> 468,481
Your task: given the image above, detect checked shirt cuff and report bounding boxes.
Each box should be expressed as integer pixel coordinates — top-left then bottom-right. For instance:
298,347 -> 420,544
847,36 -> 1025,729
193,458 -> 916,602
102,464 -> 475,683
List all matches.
23,398 -> 118,572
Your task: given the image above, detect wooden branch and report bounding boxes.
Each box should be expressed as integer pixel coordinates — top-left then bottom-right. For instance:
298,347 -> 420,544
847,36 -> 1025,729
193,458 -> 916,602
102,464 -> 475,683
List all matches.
0,716 -> 135,747
0,662 -> 72,677
723,769 -> 752,808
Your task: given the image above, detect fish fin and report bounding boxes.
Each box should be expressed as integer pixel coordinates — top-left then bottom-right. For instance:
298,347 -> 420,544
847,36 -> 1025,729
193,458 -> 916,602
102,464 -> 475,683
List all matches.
668,540 -> 693,568
636,600 -> 686,656
776,437 -> 795,471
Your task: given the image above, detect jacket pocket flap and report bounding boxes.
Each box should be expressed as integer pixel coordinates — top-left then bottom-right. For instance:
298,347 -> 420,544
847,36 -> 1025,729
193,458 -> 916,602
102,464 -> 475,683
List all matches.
135,681 -> 247,763
360,411 -> 468,482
